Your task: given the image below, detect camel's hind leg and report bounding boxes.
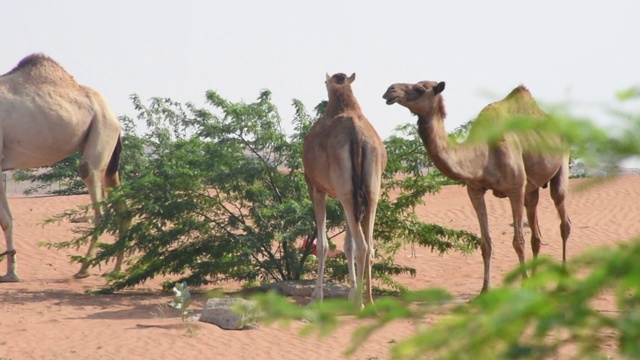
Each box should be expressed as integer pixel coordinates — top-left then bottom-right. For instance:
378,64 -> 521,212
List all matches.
360,189 -> 380,305
550,160 -> 571,263
341,201 -> 368,309
0,169 -> 19,282
74,159 -> 106,279
103,173 -> 123,273
76,157 -> 127,278
525,189 -> 543,274
74,119 -> 121,278
309,187 -> 329,303
343,224 -> 355,293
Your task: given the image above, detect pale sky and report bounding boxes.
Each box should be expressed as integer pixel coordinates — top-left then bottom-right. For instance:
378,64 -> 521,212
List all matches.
2,1 -> 638,159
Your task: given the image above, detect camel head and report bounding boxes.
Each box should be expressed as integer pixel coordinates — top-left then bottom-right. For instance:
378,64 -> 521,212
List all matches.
325,72 -> 356,91
382,81 -> 445,115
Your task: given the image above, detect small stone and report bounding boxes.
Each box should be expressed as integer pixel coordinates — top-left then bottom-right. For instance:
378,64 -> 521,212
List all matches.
199,298 -> 261,330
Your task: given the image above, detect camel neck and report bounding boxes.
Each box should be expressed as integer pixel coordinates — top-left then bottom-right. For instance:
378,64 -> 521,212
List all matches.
417,108 -> 478,182
326,90 -> 362,115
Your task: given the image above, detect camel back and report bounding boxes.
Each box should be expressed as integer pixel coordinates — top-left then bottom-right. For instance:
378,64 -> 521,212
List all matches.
466,85 -> 564,153
478,85 -> 546,123
466,85 -> 547,138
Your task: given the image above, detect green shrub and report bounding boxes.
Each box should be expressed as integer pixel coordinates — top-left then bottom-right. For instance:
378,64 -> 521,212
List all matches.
43,89 -> 478,293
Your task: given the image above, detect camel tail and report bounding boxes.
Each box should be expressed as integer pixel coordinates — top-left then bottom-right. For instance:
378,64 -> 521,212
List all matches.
350,132 -> 368,224
106,136 -> 123,178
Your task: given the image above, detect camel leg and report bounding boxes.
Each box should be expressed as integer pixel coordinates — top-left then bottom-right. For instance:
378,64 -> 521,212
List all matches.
509,190 -> 528,281
339,195 -> 368,308
343,224 -> 356,294
0,169 -> 19,282
361,189 -> 380,305
467,187 -> 492,292
75,161 -> 104,279
525,189 -> 542,274
309,188 -> 328,303
74,116 -> 122,278
104,172 -> 127,273
364,222 -> 374,306
360,208 -> 374,305
550,162 -> 571,263
343,211 -> 366,308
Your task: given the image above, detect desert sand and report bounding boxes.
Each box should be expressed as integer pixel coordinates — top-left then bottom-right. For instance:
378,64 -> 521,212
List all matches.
1,176 -> 639,359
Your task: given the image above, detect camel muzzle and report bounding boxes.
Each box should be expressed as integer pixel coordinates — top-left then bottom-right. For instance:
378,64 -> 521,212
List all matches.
382,89 -> 398,105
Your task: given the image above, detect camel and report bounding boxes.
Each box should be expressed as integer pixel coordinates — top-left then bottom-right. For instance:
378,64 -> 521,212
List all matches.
302,73 -> 387,307
0,53 -> 128,282
383,80 -> 571,293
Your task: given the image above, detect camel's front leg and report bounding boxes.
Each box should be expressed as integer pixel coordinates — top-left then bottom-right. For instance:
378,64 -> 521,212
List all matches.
467,187 -> 492,293
0,169 -> 18,282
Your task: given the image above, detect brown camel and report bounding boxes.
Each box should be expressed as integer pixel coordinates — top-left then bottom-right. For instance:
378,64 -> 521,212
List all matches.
302,73 -> 387,307
383,81 -> 571,292
0,53 -> 128,282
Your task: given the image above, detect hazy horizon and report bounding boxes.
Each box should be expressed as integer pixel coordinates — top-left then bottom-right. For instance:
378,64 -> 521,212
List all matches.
2,1 -> 639,166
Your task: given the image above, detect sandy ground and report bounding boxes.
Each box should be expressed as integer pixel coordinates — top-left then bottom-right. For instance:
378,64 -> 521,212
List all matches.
1,176 -> 639,359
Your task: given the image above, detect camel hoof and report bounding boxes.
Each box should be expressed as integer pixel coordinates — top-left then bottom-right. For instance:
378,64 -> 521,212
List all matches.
74,270 -> 91,279
0,273 -> 20,282
347,290 -> 364,310
310,289 -> 324,304
101,270 -> 123,278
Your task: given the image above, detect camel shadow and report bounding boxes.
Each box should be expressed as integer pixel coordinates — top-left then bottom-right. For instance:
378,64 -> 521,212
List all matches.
0,286 -> 195,321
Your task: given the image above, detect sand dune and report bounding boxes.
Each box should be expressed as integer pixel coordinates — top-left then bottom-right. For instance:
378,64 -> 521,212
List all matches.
1,176 -> 639,359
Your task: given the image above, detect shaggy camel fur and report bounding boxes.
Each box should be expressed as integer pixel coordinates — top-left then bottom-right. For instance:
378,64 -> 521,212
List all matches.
383,81 -> 571,292
302,73 -> 387,306
0,53 -> 127,281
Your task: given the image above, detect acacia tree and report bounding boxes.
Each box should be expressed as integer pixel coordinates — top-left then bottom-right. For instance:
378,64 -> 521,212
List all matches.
42,89 -> 478,292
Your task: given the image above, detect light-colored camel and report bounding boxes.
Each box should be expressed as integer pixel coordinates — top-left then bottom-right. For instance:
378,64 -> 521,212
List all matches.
383,81 -> 571,292
302,73 -> 387,307
0,53 -> 128,282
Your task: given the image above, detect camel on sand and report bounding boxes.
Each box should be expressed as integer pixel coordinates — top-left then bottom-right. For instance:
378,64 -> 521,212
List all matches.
383,81 -> 571,293
302,73 -> 387,307
0,53 -> 128,282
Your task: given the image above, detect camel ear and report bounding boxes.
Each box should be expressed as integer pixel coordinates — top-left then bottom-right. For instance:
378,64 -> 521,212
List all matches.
325,73 -> 331,83
347,73 -> 356,84
434,81 -> 446,95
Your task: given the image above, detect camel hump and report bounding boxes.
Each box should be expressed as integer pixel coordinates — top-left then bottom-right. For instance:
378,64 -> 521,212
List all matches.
505,85 -> 533,100
14,53 -> 52,69
3,53 -> 77,84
